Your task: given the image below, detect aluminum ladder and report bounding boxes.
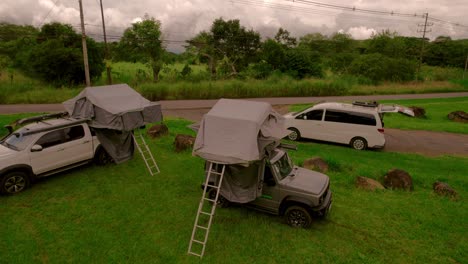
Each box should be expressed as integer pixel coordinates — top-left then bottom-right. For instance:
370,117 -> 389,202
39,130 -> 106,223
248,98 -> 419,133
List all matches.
132,130 -> 160,175
188,162 -> 226,258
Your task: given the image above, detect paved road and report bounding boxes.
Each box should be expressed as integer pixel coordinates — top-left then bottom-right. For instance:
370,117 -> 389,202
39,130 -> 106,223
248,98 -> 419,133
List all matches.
1,92 -> 467,157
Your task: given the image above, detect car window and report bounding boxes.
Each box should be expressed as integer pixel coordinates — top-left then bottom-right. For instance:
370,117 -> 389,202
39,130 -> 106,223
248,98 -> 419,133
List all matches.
35,125 -> 85,149
306,110 -> 323,120
324,110 -> 376,126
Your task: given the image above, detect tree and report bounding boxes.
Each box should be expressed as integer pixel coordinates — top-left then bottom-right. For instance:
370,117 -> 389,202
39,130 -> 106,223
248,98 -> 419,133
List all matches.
274,28 -> 296,48
261,39 -> 286,70
187,18 -> 261,77
21,23 -> 104,86
120,15 -> 164,81
367,30 -> 406,58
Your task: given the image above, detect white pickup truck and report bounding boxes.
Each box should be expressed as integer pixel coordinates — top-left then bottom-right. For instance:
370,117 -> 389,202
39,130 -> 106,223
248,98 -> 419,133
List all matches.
0,113 -> 111,195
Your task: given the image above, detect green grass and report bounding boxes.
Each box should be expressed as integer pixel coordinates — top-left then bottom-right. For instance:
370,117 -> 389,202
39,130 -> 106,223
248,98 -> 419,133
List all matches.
0,115 -> 467,263
289,97 -> 468,134
1,64 -> 467,104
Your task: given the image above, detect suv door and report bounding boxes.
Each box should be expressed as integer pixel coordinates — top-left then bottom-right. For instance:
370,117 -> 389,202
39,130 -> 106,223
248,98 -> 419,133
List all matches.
249,164 -> 281,214
30,125 -> 93,175
294,109 -> 324,140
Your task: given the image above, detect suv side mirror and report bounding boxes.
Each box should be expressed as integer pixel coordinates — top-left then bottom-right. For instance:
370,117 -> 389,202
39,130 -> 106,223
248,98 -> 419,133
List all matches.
31,145 -> 43,152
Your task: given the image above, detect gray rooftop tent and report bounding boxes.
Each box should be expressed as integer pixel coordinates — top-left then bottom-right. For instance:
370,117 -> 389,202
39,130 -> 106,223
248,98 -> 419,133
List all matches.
192,99 -> 289,203
63,84 -> 162,163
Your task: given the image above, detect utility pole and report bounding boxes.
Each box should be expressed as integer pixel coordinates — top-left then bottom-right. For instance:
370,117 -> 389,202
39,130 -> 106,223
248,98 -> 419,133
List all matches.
100,0 -> 112,84
79,0 -> 91,86
416,13 -> 433,79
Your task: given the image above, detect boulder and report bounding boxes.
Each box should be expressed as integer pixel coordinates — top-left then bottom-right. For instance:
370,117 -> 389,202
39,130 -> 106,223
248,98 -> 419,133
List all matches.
147,124 -> 169,138
174,134 -> 196,152
409,106 -> 426,118
303,157 -> 329,173
447,111 -> 468,123
433,182 -> 458,199
383,169 -> 413,191
355,176 -> 385,191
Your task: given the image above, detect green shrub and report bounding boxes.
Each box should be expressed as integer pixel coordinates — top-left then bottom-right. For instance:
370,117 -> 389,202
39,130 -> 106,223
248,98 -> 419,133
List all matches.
349,54 -> 417,83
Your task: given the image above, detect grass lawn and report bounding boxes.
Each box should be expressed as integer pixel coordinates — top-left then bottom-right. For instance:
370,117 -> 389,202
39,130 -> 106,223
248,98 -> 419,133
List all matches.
0,116 -> 466,263
289,97 -> 468,134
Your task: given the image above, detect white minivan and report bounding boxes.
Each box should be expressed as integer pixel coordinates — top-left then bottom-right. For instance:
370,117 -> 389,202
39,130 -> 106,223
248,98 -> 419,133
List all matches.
284,102 -> 413,150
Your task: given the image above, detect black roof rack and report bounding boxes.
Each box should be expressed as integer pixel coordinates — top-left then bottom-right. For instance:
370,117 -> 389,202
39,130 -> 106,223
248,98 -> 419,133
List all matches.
13,118 -> 90,137
352,101 -> 379,107
15,111 -> 70,127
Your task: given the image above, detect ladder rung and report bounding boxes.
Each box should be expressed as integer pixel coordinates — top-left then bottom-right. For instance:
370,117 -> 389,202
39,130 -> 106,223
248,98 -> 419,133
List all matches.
200,211 -> 212,216
192,239 -> 205,245
203,198 -> 216,203
188,252 -> 202,257
210,171 -> 223,175
207,184 -> 219,189
196,225 -> 208,230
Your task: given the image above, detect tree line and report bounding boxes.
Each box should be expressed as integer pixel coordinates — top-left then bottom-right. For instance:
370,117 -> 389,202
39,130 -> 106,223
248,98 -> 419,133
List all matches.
1,16 -> 467,86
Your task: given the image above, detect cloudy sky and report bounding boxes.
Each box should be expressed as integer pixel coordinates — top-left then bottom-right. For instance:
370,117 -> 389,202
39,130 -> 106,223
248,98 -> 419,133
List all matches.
1,0 -> 467,52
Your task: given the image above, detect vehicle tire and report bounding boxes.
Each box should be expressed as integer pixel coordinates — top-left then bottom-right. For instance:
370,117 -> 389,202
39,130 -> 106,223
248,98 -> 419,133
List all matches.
350,137 -> 367,150
287,128 -> 301,141
94,148 -> 113,166
285,205 -> 312,228
0,171 -> 30,195
208,189 -> 230,208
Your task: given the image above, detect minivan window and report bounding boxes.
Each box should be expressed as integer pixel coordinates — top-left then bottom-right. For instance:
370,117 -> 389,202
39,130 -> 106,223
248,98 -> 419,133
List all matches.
324,109 -> 376,126
35,125 -> 85,149
296,109 -> 323,120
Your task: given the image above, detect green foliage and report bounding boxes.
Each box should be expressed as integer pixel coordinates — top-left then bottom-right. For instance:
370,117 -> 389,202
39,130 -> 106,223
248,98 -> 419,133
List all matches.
261,39 -> 286,70
119,15 -> 163,81
283,48 -> 323,79
274,27 -> 297,48
366,30 -> 408,59
349,53 -> 416,83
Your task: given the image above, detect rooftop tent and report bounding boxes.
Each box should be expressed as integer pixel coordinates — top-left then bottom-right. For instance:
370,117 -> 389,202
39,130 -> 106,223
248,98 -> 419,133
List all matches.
193,99 -> 289,204
63,84 -> 163,163
193,99 -> 289,165
63,84 -> 162,131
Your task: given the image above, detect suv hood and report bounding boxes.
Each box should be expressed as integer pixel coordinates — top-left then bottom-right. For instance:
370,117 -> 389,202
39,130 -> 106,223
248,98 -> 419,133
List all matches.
280,166 -> 329,195
0,144 -> 17,159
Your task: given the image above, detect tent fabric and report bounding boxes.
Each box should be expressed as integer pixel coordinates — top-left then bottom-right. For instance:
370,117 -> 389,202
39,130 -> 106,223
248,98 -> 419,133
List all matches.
193,99 -> 289,165
62,84 -> 162,163
63,84 -> 162,131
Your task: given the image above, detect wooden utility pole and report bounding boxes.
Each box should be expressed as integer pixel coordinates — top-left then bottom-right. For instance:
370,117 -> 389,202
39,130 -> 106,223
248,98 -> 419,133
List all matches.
100,0 -> 112,84
416,13 -> 432,79
79,0 -> 91,86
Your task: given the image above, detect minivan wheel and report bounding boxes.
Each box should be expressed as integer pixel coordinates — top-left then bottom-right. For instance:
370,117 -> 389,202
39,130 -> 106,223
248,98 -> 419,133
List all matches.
285,205 -> 312,228
1,171 -> 30,195
287,128 -> 301,141
350,137 -> 367,150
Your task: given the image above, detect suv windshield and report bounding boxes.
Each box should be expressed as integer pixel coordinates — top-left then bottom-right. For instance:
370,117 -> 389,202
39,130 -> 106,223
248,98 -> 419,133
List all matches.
272,152 -> 293,180
0,130 -> 35,151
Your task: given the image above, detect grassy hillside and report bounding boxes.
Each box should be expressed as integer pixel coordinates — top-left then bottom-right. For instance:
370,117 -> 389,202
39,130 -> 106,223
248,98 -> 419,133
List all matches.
0,116 -> 466,263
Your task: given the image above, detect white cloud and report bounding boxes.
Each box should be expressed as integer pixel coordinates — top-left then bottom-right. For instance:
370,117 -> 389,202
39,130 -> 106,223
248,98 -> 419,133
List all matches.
346,26 -> 377,39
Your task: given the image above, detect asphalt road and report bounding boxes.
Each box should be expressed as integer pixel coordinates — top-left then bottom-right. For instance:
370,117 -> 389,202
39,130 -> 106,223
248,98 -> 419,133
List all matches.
1,92 -> 467,156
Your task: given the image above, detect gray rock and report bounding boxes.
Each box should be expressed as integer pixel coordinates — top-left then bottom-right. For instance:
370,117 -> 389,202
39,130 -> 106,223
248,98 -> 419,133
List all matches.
355,176 -> 385,191
147,124 -> 169,138
383,169 -> 413,191
174,134 -> 196,152
303,157 -> 329,173
433,182 -> 458,199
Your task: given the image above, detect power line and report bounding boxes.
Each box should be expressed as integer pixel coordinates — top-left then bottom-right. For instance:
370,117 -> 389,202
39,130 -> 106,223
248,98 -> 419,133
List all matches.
38,0 -> 61,27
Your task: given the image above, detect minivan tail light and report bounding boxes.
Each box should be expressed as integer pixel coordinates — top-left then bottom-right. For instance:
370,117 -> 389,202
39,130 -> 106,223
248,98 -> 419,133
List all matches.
378,128 -> 384,133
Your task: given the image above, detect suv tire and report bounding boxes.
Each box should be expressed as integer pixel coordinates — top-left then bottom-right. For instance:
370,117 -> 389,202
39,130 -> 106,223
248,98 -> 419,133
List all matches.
208,189 -> 230,208
285,205 -> 312,228
94,148 -> 112,166
1,171 -> 30,195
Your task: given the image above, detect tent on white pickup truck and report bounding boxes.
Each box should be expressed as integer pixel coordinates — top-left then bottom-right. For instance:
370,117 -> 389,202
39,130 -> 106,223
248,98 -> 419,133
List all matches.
63,84 -> 162,164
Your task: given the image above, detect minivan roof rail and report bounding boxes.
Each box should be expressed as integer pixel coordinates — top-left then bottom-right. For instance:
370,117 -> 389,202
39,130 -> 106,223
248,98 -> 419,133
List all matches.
352,101 -> 379,107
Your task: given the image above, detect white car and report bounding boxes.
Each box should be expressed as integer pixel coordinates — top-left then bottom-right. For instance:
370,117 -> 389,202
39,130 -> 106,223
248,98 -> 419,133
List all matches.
284,102 -> 414,150
0,114 -> 111,195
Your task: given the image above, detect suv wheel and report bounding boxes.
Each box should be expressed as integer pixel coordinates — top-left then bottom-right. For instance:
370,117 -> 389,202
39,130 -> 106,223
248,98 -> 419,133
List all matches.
287,128 -> 301,141
1,171 -> 30,195
285,205 -> 312,228
350,137 -> 367,150
208,189 -> 230,208
95,148 -> 113,165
